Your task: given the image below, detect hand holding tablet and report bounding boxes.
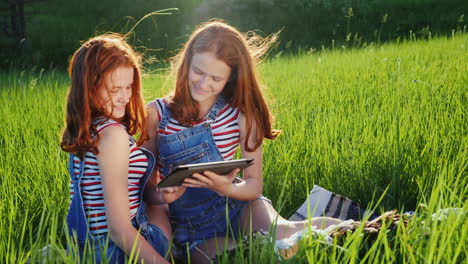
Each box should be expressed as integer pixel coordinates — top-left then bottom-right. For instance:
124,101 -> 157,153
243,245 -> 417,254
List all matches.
157,158 -> 254,188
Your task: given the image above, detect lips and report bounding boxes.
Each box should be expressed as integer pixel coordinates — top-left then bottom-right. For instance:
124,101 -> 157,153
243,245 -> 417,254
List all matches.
114,105 -> 126,112
193,84 -> 210,95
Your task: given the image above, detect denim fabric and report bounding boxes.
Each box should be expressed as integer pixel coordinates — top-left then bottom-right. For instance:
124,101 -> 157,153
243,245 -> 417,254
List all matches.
66,146 -> 168,263
158,96 -> 247,253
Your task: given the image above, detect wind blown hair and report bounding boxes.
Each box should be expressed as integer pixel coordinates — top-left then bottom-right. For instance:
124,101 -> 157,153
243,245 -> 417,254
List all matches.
170,21 -> 280,152
61,33 -> 147,158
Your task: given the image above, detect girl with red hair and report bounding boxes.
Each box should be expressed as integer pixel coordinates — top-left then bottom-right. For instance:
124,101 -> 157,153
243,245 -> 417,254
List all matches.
61,34 -> 170,263
144,21 -> 341,262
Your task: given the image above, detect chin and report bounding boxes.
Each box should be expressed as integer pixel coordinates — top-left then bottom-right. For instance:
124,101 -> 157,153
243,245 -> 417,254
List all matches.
112,112 -> 126,120
190,91 -> 204,102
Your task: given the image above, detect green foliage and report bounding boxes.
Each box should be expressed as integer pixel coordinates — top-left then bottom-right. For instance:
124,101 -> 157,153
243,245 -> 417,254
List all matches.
0,0 -> 202,68
248,0 -> 468,51
0,35 -> 467,263
1,0 -> 467,67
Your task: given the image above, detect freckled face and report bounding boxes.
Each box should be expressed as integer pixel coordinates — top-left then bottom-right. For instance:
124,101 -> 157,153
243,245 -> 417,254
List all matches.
188,52 -> 231,108
97,66 -> 134,119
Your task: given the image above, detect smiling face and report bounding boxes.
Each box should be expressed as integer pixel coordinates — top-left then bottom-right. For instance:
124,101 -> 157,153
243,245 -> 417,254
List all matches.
97,66 -> 134,119
188,52 -> 231,109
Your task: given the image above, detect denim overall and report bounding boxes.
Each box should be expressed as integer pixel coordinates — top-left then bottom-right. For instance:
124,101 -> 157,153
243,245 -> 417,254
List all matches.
157,96 -> 247,252
66,141 -> 168,263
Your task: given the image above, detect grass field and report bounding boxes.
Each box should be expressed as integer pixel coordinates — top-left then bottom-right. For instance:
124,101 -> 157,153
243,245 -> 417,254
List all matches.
0,35 -> 466,263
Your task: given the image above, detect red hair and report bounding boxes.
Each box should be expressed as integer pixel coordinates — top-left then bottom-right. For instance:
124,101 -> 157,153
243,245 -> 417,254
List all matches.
61,33 -> 147,158
170,21 -> 280,152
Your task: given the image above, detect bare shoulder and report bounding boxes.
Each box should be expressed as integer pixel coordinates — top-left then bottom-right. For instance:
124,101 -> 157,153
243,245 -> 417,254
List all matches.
147,100 -> 158,112
238,111 -> 247,141
238,111 -> 246,130
97,125 -> 129,154
238,112 -> 259,149
238,112 -> 257,132
147,101 -> 160,123
99,124 -> 127,138
146,101 -> 161,137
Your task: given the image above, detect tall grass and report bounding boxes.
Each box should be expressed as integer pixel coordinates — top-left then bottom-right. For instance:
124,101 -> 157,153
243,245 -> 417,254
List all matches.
260,35 -> 467,215
1,35 -> 467,263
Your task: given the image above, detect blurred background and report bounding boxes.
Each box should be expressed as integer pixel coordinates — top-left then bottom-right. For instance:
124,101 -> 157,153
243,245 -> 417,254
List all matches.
0,0 -> 467,69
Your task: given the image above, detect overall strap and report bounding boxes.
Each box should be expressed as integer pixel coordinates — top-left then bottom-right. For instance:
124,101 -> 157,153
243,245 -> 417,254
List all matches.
206,96 -> 226,122
158,100 -> 173,131
67,153 -> 92,241
70,153 -> 85,185
159,96 -> 226,129
134,147 -> 156,229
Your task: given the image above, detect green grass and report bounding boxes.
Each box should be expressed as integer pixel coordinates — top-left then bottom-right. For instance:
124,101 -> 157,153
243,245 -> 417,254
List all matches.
1,35 -> 467,263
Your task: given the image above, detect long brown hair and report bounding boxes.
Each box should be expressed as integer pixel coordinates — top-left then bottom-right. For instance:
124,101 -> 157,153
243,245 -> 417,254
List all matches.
61,33 -> 148,158
170,21 -> 280,152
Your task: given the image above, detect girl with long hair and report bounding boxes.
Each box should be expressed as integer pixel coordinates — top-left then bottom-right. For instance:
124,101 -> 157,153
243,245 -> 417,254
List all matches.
62,33 -> 170,263
144,21 -> 341,263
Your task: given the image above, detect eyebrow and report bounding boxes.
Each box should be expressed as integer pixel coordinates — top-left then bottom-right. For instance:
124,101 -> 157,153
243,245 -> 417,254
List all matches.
111,83 -> 133,89
193,65 -> 225,80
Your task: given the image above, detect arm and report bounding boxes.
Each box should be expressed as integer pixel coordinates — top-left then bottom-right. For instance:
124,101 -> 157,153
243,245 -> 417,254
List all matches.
97,126 -> 169,263
143,101 -> 186,205
184,112 -> 264,201
231,112 -> 264,199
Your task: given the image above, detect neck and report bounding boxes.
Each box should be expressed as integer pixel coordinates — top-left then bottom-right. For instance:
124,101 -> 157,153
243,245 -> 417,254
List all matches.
198,104 -> 212,119
198,97 -> 218,119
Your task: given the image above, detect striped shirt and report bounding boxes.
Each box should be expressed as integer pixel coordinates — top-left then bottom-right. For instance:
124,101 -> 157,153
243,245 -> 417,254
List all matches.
153,98 -> 240,160
68,119 -> 149,237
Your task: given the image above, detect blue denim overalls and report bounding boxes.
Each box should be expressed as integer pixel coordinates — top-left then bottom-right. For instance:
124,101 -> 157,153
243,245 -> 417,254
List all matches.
157,96 -> 247,253
66,141 -> 168,263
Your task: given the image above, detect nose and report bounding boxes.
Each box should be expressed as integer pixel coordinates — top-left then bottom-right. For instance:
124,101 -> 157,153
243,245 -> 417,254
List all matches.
198,75 -> 210,90
118,88 -> 131,103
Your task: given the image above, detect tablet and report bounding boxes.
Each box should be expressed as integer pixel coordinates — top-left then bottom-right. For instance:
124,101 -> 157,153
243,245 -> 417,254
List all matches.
157,158 -> 254,188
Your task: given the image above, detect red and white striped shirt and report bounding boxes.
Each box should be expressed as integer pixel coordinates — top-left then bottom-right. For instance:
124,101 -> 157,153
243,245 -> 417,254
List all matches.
153,98 -> 240,160
68,119 -> 149,237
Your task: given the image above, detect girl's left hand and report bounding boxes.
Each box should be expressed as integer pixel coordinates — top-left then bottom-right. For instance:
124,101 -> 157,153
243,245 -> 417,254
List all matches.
159,185 -> 187,204
183,168 -> 240,197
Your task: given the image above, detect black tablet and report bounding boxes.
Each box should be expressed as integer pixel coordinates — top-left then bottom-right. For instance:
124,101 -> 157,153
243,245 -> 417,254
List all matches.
157,158 -> 254,188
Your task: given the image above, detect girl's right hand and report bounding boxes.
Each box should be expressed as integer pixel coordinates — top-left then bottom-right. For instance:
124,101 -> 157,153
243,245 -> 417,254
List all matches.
160,186 -> 187,204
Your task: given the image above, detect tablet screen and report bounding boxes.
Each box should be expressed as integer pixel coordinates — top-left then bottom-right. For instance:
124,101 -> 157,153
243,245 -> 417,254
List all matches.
157,158 -> 254,188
